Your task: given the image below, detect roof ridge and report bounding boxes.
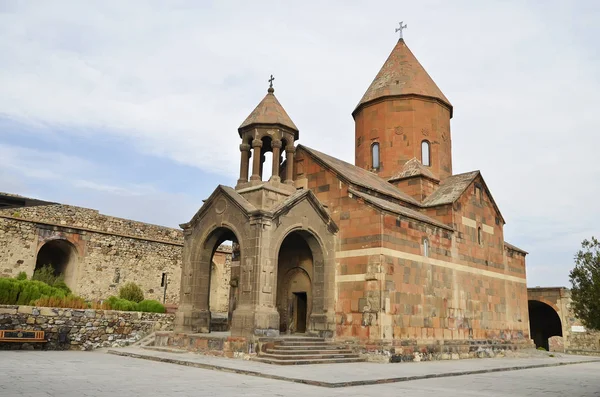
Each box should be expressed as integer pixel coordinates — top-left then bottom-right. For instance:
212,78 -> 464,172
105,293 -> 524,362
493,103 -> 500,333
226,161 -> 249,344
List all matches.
298,145 -> 420,206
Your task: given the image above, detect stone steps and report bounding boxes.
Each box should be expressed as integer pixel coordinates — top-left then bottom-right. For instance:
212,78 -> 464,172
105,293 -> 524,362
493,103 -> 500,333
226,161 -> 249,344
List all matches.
253,337 -> 364,365
262,352 -> 360,360
272,344 -> 348,350
251,356 -> 363,365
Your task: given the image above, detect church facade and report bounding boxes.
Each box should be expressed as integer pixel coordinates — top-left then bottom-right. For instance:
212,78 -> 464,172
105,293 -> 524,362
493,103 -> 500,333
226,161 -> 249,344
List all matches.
175,38 -> 531,350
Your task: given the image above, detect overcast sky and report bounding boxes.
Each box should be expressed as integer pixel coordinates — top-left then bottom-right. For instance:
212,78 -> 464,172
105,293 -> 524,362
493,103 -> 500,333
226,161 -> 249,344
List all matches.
1,1 -> 598,288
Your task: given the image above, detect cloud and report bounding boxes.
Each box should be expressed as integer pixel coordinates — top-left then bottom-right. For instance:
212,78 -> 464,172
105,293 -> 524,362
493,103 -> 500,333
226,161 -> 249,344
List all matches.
0,1 -> 598,286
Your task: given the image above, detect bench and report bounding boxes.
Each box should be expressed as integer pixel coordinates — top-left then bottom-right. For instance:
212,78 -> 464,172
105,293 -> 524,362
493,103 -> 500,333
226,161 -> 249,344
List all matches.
0,330 -> 46,343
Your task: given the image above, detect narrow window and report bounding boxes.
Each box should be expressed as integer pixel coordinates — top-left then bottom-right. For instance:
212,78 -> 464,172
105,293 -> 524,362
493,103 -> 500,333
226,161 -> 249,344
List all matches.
478,227 -> 482,245
421,140 -> 430,166
423,238 -> 429,257
475,185 -> 483,204
371,142 -> 380,169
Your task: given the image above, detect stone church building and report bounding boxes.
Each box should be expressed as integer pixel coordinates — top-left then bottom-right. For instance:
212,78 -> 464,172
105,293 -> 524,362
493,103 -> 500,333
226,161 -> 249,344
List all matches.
175,37 -> 531,351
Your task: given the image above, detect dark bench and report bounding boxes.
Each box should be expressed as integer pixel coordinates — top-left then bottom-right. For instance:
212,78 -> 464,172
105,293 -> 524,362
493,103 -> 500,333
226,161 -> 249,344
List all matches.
0,330 -> 46,343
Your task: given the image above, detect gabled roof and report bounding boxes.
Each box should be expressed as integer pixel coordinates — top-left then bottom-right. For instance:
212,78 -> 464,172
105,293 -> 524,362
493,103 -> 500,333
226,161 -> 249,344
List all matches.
349,188 -> 452,230
422,171 -> 479,207
353,39 -> 452,116
299,145 -> 420,206
422,170 -> 505,224
238,87 -> 298,137
271,188 -> 338,234
389,157 -> 439,182
182,185 -> 257,229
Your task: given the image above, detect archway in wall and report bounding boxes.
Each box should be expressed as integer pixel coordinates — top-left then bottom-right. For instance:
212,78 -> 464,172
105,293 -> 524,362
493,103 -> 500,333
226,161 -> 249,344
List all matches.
276,231 -> 317,334
35,239 -> 78,289
528,300 -> 563,350
203,228 -> 238,332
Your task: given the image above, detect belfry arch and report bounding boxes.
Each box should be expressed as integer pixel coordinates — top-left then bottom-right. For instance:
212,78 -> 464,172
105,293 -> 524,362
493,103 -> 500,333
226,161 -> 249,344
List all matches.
35,239 -> 78,289
528,299 -> 563,351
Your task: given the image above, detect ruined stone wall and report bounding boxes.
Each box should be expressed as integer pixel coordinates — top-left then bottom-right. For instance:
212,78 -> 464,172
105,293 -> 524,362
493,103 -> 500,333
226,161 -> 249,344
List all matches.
0,204 -> 182,244
528,287 -> 600,355
0,201 -> 186,304
0,304 -> 173,350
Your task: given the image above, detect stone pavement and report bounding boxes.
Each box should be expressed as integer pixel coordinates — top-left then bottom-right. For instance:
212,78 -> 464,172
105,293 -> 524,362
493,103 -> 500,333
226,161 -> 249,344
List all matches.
107,346 -> 600,387
0,350 -> 599,396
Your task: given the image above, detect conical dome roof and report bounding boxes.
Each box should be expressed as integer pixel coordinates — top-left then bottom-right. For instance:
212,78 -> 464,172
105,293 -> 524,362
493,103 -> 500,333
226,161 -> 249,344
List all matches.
238,87 -> 298,138
353,39 -> 452,116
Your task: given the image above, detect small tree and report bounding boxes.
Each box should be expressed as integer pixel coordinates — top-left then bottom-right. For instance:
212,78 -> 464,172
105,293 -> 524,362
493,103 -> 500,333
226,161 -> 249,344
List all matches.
569,237 -> 600,331
119,282 -> 144,303
32,264 -> 64,286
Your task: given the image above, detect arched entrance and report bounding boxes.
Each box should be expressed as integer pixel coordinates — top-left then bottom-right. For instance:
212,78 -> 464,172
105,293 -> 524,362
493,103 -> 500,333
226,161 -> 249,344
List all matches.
276,230 -> 322,334
200,227 -> 238,332
528,300 -> 563,350
35,239 -> 78,289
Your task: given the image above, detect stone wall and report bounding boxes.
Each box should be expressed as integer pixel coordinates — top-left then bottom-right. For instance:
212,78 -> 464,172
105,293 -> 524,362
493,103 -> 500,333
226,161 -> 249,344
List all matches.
528,287 -> 600,355
0,304 -> 174,350
1,204 -> 182,244
0,199 -> 203,304
294,148 -> 530,344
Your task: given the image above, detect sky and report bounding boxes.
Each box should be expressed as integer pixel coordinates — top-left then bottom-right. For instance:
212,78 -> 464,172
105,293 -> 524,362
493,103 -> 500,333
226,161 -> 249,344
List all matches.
0,1 -> 598,288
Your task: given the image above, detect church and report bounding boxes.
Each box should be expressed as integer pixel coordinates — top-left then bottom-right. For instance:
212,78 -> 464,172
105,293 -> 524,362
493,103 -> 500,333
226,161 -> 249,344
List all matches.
175,36 -> 531,353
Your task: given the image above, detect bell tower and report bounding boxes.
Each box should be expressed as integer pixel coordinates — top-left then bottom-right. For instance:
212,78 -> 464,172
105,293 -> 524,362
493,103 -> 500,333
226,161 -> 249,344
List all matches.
236,75 -> 298,193
353,36 -> 453,180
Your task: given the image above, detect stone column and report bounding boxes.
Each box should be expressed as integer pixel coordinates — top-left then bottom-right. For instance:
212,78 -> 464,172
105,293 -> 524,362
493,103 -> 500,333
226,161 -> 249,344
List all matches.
285,145 -> 295,185
250,139 -> 263,181
270,140 -> 282,183
237,143 -> 251,185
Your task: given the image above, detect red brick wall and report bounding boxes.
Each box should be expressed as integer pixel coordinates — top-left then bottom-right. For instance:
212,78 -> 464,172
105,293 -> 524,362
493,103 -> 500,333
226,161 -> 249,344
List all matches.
354,97 -> 452,180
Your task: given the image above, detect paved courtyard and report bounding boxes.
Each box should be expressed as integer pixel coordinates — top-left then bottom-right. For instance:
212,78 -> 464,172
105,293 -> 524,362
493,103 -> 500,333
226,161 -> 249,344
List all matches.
0,350 -> 599,397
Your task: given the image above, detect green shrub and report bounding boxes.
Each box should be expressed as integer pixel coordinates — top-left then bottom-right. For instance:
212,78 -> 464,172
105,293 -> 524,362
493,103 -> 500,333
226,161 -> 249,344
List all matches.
0,278 -> 68,305
136,299 -> 166,313
16,272 -> 27,281
119,282 -> 144,303
52,280 -> 71,294
106,296 -> 138,311
537,346 -> 547,351
0,278 -> 21,304
32,264 -> 65,287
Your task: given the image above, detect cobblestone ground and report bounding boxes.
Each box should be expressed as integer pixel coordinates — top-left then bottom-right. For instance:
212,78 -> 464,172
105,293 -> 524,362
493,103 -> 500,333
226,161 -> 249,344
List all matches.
0,351 -> 598,397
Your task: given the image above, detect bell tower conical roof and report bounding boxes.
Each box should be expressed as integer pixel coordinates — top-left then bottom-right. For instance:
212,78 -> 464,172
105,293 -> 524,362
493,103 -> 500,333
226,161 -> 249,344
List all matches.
238,87 -> 298,138
353,39 -> 452,117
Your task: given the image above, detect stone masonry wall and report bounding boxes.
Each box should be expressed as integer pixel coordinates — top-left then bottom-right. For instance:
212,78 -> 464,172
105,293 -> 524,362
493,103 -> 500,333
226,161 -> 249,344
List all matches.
294,148 -> 530,346
0,199 -> 186,304
0,304 -> 174,350
1,204 -> 182,244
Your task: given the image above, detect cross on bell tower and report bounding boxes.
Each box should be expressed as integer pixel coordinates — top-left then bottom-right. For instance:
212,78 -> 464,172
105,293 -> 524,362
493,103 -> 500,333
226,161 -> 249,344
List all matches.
395,21 -> 407,40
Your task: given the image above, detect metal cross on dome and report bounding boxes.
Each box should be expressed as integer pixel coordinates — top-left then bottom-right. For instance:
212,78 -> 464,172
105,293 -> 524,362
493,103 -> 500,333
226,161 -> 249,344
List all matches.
395,21 -> 407,39
268,74 -> 275,88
